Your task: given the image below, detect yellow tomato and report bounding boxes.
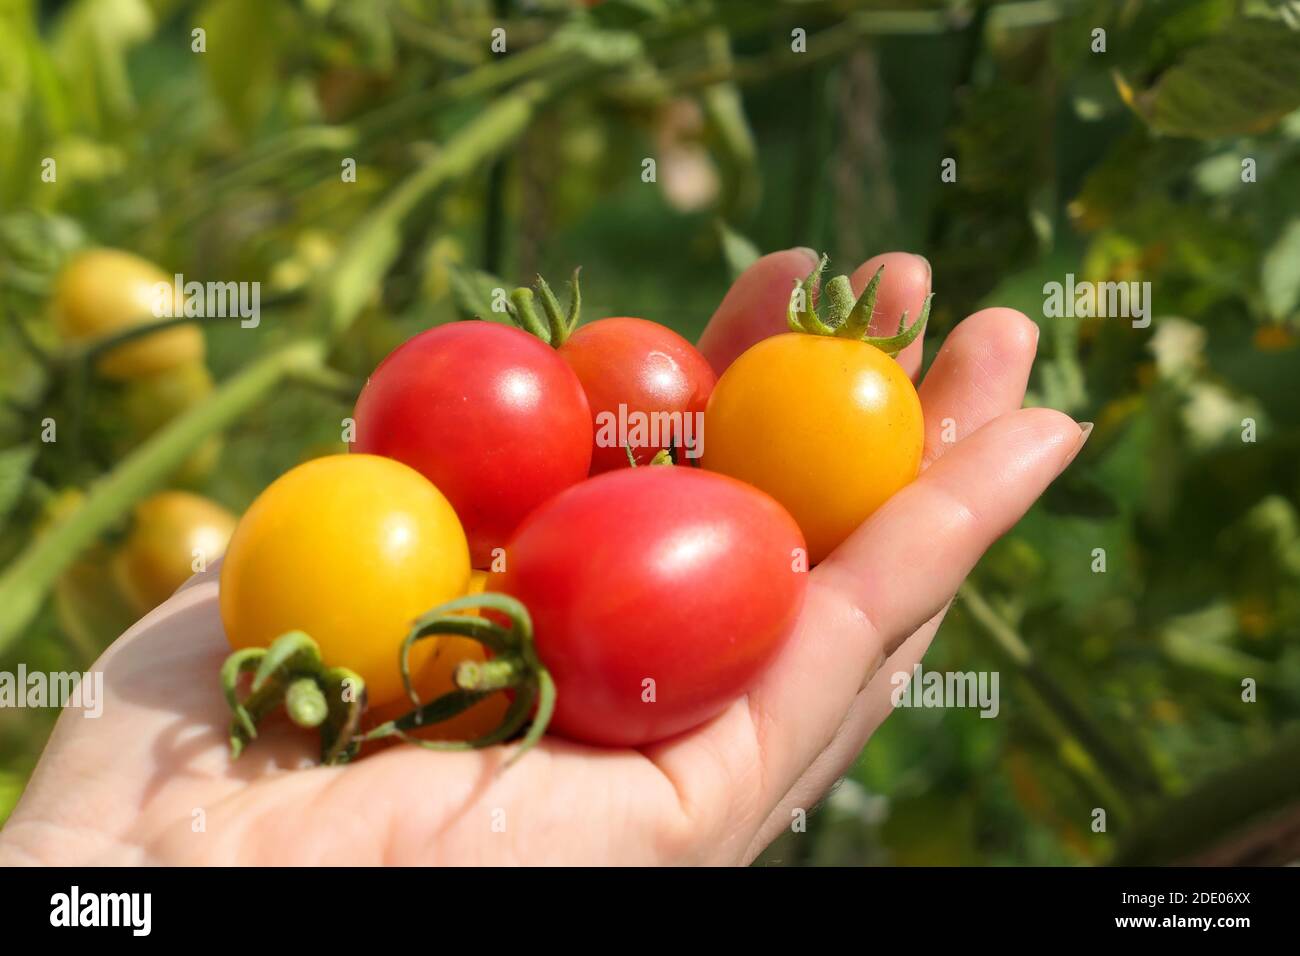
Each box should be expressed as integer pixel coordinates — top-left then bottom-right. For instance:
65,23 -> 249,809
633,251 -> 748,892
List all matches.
52,248 -> 203,379
220,455 -> 471,706
702,333 -> 923,564
114,491 -> 238,615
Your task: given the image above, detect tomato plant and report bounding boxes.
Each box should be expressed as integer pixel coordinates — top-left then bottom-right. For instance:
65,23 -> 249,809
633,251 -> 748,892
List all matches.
219,454 -> 471,707
51,248 -> 204,380
703,260 -> 928,564
501,275 -> 716,471
112,361 -> 223,483
351,322 -> 592,567
113,491 -> 237,615
497,466 -> 807,747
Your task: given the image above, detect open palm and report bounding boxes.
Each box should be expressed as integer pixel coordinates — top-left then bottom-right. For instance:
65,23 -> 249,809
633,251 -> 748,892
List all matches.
0,248 -> 1084,865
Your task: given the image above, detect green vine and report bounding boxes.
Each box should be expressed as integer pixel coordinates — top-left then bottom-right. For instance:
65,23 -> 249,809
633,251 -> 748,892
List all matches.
0,38 -> 641,653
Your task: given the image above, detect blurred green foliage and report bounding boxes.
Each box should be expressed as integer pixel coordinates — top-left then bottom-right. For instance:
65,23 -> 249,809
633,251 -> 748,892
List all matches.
1,0 -> 1299,861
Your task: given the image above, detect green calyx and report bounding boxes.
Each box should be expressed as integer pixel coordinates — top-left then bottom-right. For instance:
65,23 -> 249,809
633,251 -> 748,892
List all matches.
786,254 -> 932,356
219,595 -> 555,770
505,268 -> 583,347
625,445 -> 675,468
220,630 -> 366,765
363,591 -> 556,767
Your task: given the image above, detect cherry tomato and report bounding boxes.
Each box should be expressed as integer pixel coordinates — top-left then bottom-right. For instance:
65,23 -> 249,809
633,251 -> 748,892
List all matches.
499,467 -> 807,747
702,333 -> 923,564
351,322 -> 592,567
558,316 -> 716,472
220,454 -> 471,706
363,571 -> 510,740
51,248 -> 204,380
113,491 -> 238,615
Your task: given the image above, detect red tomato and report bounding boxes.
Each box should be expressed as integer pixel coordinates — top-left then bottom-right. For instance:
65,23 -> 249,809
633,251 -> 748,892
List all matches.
558,317 -> 716,472
500,467 -> 807,747
352,322 -> 593,567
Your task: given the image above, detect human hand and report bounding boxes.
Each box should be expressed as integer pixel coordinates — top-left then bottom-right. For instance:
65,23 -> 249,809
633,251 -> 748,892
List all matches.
0,247 -> 1085,865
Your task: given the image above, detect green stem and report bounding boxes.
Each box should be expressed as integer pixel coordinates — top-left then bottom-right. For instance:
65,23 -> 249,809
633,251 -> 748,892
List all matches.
167,42 -> 560,229
63,312 -> 243,367
507,288 -> 550,343
0,51 -> 594,653
455,657 -> 524,692
320,78 -> 564,335
0,341 -> 325,654
284,677 -> 329,728
285,362 -> 361,404
959,583 -> 1165,813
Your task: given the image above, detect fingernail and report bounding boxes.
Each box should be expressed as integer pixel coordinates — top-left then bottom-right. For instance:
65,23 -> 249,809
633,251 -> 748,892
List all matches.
794,247 -> 819,267
912,253 -> 931,283
1062,421 -> 1093,468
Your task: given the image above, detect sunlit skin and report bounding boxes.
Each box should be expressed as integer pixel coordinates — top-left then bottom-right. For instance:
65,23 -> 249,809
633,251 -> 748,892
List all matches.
113,492 -> 238,615
558,316 -> 716,472
51,249 -> 204,380
219,454 -> 471,706
0,249 -> 1083,865
352,322 -> 592,567
703,333 -> 924,564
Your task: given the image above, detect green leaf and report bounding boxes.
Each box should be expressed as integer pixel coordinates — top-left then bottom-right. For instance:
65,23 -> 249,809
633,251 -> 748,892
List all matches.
51,0 -> 156,129
1132,19 -> 1300,138
715,220 -> 760,281
197,0 -> 295,133
1262,218 -> 1300,322
0,444 -> 36,535
448,265 -> 511,324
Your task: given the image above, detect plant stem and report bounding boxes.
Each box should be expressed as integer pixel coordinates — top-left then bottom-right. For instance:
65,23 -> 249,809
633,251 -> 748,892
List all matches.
284,362 -> 360,404
320,79 -> 556,335
958,583 -> 1165,809
0,44 -> 627,653
0,341 -> 325,654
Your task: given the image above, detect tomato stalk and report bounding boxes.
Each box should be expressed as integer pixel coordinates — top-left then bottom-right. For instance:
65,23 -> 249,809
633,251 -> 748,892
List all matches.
787,254 -> 932,356
363,591 -> 555,766
625,445 -> 674,468
501,269 -> 583,346
220,630 -> 366,765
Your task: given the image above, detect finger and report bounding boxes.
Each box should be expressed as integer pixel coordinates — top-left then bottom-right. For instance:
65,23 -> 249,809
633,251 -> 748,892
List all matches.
740,309 -> 1036,837
696,248 -> 818,374
745,407 -> 1085,810
819,407 -> 1083,655
743,307 -> 1041,847
741,607 -> 948,861
176,555 -> 223,595
849,252 -> 931,382
917,307 -> 1039,467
